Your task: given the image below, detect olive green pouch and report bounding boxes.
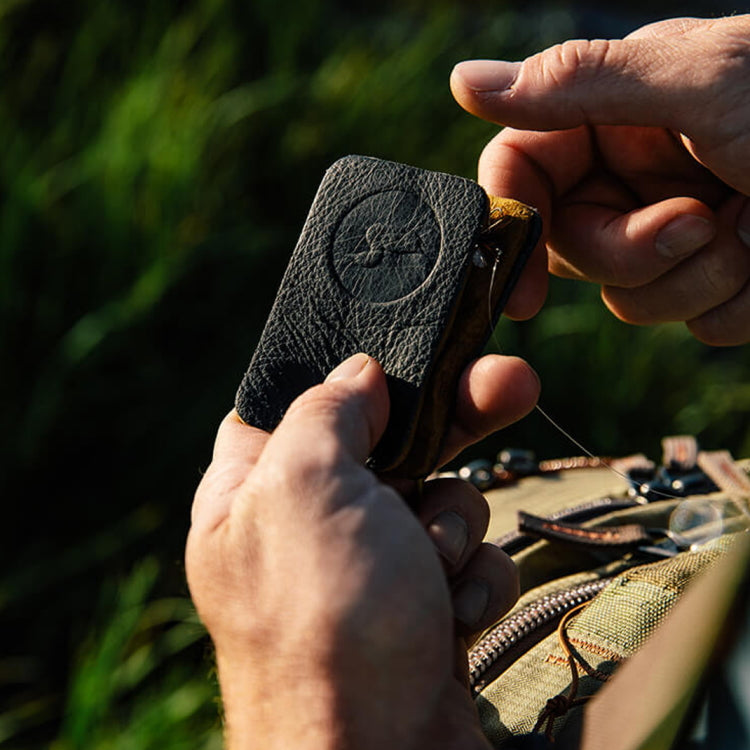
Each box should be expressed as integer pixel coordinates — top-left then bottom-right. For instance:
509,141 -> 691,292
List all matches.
459,439 -> 750,749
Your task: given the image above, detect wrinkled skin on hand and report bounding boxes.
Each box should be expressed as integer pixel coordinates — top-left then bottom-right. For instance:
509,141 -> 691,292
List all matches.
451,16 -> 750,345
186,353 -> 539,750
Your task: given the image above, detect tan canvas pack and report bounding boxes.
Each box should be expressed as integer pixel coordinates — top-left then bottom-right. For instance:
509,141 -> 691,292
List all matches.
445,437 -> 750,749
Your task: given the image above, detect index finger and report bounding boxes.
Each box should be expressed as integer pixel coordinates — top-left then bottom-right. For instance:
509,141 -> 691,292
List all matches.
190,411 -> 270,530
478,127 -> 594,318
479,126 -> 594,203
212,409 -> 270,466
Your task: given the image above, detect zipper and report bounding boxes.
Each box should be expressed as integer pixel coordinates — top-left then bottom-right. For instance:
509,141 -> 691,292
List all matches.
468,578 -> 611,694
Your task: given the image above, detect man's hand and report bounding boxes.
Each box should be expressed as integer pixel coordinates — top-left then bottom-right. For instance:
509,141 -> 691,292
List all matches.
186,353 -> 539,750
451,16 -> 750,345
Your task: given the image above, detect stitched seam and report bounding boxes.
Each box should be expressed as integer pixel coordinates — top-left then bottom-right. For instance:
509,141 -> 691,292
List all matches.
568,637 -> 624,662
545,652 -> 622,671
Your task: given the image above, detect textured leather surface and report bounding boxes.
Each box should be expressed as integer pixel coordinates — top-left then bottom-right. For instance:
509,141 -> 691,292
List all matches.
235,155 -> 540,477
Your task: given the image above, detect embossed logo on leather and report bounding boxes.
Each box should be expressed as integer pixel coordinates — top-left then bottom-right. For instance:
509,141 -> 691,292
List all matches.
331,189 -> 440,302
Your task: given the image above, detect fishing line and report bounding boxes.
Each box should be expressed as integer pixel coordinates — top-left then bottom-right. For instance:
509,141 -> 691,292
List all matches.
487,252 -> 681,500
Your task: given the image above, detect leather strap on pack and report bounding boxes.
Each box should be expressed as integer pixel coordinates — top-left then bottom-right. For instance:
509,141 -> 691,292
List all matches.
517,511 -> 653,551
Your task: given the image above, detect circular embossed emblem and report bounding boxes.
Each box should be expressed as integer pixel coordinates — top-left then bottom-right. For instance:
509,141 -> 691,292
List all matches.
331,190 -> 440,303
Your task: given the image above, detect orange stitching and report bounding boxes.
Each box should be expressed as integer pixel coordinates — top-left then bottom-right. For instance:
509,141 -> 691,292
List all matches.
540,521 -> 631,541
567,638 -> 623,663
545,654 -> 585,671
545,646 -> 622,670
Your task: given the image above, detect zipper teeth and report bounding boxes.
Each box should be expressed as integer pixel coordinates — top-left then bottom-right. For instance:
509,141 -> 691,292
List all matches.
468,578 -> 611,691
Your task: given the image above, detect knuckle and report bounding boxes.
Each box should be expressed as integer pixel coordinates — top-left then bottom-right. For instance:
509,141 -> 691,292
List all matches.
426,476 -> 490,526
265,388 -> 352,482
537,39 -> 614,91
688,285 -> 750,347
697,244 -> 750,302
601,244 -> 635,288
476,543 -> 520,618
271,437 -> 346,498
688,316 -> 732,346
670,22 -> 750,140
688,311 -> 739,346
478,136 -> 506,177
286,383 -> 343,419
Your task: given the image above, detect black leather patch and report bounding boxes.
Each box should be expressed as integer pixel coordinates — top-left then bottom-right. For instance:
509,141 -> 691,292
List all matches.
235,155 -> 539,478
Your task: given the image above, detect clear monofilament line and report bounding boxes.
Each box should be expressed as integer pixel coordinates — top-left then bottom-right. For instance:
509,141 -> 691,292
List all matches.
488,257 -> 607,463
487,256 -> 681,498
533,403 -> 607,465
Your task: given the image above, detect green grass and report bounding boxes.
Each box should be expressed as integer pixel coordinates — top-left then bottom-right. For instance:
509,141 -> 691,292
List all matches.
1,559 -> 221,749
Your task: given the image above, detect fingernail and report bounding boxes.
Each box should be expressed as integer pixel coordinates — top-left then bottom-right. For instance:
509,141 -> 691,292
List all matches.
453,579 -> 490,627
427,511 -> 469,566
738,199 -> 750,248
452,60 -> 520,92
325,353 -> 369,383
655,215 -> 716,259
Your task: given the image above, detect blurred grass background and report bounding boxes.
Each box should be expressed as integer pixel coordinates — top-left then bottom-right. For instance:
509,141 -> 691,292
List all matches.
1,0 -> 748,746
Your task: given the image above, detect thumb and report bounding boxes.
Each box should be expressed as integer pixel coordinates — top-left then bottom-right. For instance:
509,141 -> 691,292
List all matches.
191,354 -> 389,531
450,31 -> 708,133
257,353 -> 390,491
